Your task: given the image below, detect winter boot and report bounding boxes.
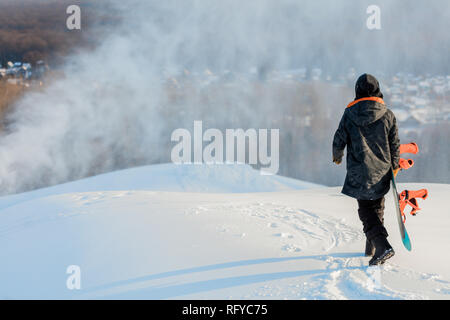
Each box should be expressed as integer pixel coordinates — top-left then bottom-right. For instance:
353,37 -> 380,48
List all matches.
369,235 -> 395,266
365,238 -> 375,257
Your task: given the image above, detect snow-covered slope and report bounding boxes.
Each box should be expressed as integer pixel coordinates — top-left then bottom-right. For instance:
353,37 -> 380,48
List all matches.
0,163 -> 321,211
0,165 -> 449,300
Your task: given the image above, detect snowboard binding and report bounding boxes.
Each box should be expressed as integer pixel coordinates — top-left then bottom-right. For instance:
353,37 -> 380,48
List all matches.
398,189 -> 428,222
399,142 -> 419,155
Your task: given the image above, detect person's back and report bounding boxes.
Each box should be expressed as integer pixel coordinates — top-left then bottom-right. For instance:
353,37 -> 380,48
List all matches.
332,73 -> 400,266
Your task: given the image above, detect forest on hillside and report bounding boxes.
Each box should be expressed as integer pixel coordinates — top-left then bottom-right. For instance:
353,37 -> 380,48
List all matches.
0,0 -> 118,67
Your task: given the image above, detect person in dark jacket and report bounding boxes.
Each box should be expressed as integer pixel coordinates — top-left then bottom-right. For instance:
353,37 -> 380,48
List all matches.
332,73 -> 400,266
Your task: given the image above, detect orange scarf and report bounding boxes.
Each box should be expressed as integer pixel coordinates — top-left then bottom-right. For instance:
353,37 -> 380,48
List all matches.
347,97 -> 385,108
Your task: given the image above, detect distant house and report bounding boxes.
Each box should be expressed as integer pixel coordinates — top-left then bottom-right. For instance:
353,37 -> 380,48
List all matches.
2,61 -> 35,81
6,61 -> 16,76
290,68 -> 307,82
33,60 -> 48,79
18,64 -> 32,79
311,68 -> 322,81
419,81 -> 431,90
411,97 -> 428,109
433,85 -> 446,95
406,84 -> 419,94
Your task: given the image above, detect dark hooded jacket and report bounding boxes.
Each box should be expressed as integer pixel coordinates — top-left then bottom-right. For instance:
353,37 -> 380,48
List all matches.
333,74 -> 400,200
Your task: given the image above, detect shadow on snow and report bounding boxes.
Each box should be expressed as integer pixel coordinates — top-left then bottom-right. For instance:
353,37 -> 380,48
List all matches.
84,252 -> 366,299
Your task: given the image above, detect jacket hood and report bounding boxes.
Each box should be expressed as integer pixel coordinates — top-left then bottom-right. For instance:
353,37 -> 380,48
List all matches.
346,99 -> 387,126
355,73 -> 383,100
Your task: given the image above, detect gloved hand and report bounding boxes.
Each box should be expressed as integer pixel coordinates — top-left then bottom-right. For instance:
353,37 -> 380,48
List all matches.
399,158 -> 414,170
333,157 -> 342,165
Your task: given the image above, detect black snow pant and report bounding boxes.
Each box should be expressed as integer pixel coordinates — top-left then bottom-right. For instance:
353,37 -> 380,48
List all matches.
357,197 -> 388,241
